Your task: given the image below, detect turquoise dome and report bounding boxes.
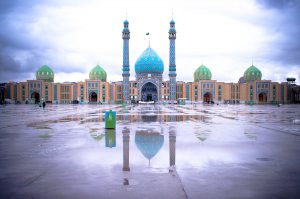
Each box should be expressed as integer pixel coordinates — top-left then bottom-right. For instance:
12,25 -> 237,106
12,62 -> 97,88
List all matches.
124,20 -> 129,24
135,47 -> 164,74
170,19 -> 175,24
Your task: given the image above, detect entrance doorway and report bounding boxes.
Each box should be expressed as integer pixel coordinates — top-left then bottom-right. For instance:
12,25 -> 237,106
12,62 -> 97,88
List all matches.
31,92 -> 40,104
203,92 -> 211,103
258,93 -> 267,103
89,92 -> 97,103
141,82 -> 158,102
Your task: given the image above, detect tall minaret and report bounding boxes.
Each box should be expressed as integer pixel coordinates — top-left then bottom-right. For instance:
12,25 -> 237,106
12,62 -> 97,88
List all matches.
169,18 -> 177,101
122,19 -> 130,102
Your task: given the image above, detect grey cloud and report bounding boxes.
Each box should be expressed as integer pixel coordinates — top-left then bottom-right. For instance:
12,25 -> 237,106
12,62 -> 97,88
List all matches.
0,0 -> 86,82
256,0 -> 300,67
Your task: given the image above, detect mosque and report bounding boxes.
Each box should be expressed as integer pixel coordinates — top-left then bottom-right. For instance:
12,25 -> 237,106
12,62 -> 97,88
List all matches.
0,19 -> 299,104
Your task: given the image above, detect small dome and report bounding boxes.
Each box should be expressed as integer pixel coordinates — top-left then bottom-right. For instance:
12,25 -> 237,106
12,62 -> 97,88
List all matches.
124,20 -> 129,24
89,65 -> 107,81
238,76 -> 246,84
243,65 -> 262,82
135,47 -> 164,74
194,64 -> 212,81
36,65 -> 54,82
170,19 -> 175,24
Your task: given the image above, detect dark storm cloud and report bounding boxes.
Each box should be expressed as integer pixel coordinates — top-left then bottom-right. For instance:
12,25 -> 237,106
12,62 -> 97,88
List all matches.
256,0 -> 300,66
0,0 -> 83,82
0,0 -> 45,81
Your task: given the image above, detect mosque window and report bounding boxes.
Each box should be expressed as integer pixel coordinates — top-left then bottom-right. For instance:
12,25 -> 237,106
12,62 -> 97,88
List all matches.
273,85 -> 276,90
218,85 -> 221,90
250,85 -> 253,90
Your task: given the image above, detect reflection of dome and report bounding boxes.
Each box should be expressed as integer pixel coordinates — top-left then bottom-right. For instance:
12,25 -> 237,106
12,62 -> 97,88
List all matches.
243,65 -> 262,82
89,65 -> 107,81
135,130 -> 164,161
238,76 -> 246,84
194,65 -> 212,81
36,65 -> 54,82
135,48 -> 164,74
90,129 -> 104,141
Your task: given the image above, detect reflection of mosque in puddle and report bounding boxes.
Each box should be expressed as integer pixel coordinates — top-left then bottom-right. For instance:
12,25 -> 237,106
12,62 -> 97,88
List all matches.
122,125 -> 176,171
53,111 -> 208,124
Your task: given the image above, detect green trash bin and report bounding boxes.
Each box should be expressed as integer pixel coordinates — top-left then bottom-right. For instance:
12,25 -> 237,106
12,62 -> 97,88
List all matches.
105,110 -> 116,129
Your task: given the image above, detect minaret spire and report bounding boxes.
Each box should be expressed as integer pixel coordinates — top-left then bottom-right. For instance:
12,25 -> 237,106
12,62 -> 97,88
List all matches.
122,18 -> 130,103
168,17 -> 177,101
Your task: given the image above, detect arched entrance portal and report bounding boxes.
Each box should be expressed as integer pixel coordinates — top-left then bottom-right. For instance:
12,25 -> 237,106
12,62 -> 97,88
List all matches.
203,92 -> 211,103
258,93 -> 267,103
141,82 -> 158,102
31,92 -> 40,104
89,92 -> 97,103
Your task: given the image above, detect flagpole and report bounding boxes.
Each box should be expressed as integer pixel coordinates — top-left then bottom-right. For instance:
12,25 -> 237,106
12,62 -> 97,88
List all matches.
146,32 -> 150,47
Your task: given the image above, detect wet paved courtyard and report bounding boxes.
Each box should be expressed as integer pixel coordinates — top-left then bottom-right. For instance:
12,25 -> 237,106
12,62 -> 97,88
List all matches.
0,104 -> 300,199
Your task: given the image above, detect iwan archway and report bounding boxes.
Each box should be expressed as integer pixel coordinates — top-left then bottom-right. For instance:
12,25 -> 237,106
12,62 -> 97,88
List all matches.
31,92 -> 40,104
203,92 -> 212,103
141,82 -> 158,102
258,92 -> 267,103
89,92 -> 97,103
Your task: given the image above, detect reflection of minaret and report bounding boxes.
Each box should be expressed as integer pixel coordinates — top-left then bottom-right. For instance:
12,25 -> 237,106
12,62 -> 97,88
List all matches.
169,126 -> 176,166
122,127 -> 130,171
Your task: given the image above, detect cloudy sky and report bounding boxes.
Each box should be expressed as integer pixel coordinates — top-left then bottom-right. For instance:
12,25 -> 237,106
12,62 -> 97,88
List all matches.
0,0 -> 299,84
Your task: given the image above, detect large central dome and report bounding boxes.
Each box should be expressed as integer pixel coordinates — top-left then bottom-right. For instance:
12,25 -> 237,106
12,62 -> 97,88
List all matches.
135,47 -> 164,74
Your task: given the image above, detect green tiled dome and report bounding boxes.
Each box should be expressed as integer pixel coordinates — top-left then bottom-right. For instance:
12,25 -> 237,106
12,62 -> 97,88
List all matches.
89,65 -> 107,81
36,65 -> 54,82
243,65 -> 262,82
194,65 -> 212,81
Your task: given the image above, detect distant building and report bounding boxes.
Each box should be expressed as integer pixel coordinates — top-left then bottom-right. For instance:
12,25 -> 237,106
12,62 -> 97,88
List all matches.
1,19 -> 299,104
